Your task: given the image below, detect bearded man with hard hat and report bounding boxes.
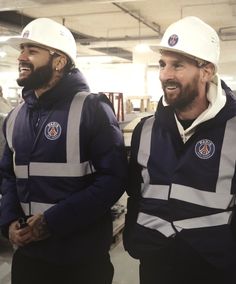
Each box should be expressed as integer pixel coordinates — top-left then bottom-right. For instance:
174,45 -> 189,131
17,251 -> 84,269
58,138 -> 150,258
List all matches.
123,16 -> 236,284
0,18 -> 127,284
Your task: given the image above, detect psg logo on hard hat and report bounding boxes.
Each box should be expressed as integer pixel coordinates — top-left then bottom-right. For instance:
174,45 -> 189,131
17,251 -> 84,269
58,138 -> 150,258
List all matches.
195,139 -> 215,159
22,30 -> 30,38
168,34 -> 179,47
44,122 -> 62,140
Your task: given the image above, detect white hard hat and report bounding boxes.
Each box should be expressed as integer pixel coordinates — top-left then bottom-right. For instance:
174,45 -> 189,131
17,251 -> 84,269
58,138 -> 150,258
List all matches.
154,16 -> 220,71
7,18 -> 77,64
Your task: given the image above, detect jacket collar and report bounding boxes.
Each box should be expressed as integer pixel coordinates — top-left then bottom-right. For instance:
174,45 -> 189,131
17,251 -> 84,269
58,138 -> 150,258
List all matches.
22,68 -> 90,109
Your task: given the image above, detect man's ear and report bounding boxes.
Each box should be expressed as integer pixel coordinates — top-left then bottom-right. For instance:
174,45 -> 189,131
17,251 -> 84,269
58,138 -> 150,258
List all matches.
201,63 -> 215,82
54,55 -> 67,72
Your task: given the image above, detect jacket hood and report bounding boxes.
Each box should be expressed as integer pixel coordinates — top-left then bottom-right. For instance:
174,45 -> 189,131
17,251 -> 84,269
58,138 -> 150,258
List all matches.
156,78 -> 236,143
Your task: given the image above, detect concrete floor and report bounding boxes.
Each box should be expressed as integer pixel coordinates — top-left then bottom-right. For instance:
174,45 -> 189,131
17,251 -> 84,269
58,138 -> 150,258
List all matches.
0,234 -> 139,284
0,236 -> 13,284
111,240 -> 139,284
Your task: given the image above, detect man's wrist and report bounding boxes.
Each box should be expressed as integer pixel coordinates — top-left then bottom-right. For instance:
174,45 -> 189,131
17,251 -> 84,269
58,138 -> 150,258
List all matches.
33,214 -> 51,241
39,214 -> 50,239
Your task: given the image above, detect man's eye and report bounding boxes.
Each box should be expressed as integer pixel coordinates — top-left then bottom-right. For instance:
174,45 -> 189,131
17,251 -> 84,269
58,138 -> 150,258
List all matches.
158,63 -> 165,69
174,63 -> 183,69
28,49 -> 38,54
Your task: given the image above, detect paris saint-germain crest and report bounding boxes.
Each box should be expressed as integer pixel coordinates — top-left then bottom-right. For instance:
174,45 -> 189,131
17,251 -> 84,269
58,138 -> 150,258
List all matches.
195,139 -> 215,159
168,34 -> 179,47
44,122 -> 62,140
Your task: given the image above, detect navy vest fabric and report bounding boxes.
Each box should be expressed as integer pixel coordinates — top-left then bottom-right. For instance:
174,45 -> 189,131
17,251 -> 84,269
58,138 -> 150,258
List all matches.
0,69 -> 127,264
124,81 -> 236,269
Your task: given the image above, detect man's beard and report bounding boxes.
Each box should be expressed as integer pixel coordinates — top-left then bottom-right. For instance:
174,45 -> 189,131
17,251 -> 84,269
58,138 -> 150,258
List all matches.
162,75 -> 199,111
17,57 -> 54,90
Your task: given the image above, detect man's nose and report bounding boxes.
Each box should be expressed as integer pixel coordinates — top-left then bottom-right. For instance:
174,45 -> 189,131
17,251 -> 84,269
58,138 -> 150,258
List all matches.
18,51 -> 29,61
160,66 -> 176,81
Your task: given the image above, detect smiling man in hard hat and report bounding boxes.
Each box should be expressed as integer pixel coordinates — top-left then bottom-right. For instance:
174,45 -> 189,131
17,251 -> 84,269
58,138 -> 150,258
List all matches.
0,18 -> 127,284
123,16 -> 236,284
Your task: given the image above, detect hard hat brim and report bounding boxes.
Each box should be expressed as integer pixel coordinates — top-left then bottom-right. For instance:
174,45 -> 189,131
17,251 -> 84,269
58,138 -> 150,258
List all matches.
150,45 -> 161,52
6,36 -> 76,64
6,36 -> 50,51
151,44 -> 218,74
151,44 -> 190,56
151,44 -> 204,62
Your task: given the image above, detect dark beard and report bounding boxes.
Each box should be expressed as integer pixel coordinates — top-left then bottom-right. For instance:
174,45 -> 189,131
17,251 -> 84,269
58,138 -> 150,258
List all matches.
163,76 -> 199,111
17,57 -> 54,90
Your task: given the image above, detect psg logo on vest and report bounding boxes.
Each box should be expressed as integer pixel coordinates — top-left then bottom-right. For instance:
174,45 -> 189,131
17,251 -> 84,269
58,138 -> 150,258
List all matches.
168,34 -> 179,47
44,122 -> 62,140
195,139 -> 215,159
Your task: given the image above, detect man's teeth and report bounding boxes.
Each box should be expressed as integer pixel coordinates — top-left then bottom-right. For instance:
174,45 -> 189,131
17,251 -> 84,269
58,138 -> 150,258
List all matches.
167,86 -> 177,90
20,67 -> 30,71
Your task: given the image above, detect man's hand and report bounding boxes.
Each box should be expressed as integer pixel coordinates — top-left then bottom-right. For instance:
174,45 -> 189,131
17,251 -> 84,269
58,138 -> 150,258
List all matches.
9,220 -> 32,247
27,214 -> 50,241
8,214 -> 50,246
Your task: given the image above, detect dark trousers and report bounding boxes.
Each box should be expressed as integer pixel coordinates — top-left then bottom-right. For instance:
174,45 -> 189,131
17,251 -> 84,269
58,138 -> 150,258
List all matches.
139,238 -> 231,284
11,249 -> 114,284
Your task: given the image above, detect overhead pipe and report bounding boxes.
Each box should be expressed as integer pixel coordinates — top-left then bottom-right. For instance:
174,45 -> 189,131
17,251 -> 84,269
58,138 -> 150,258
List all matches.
112,2 -> 161,36
219,26 -> 236,41
77,35 -> 158,45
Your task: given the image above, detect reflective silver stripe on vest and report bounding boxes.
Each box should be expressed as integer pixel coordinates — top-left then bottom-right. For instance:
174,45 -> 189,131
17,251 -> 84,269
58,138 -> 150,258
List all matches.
141,184 -> 169,200
11,92 -> 95,178
29,162 -> 92,177
137,212 -> 176,237
6,103 -> 25,176
14,165 -> 28,179
137,211 -> 231,237
21,202 -> 54,215
173,211 -> 231,231
138,117 -> 166,199
137,116 -> 154,168
6,102 -> 24,151
170,184 -> 233,209
67,92 -> 89,163
215,117 -> 236,195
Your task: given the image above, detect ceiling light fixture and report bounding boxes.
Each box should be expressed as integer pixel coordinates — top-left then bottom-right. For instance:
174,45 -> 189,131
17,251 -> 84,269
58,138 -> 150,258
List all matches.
134,43 -> 151,53
0,50 -> 7,58
0,36 -> 11,42
219,26 -> 236,41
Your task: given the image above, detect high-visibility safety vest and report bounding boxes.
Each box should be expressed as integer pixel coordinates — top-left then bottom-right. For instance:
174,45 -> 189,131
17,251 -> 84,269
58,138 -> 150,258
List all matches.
6,92 -> 94,216
0,70 -> 126,265
124,83 -> 236,269
137,116 -> 234,236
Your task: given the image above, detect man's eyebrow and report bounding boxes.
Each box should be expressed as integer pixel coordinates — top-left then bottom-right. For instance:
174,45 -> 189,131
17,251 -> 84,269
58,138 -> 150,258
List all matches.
20,43 -> 42,50
159,58 -> 183,64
